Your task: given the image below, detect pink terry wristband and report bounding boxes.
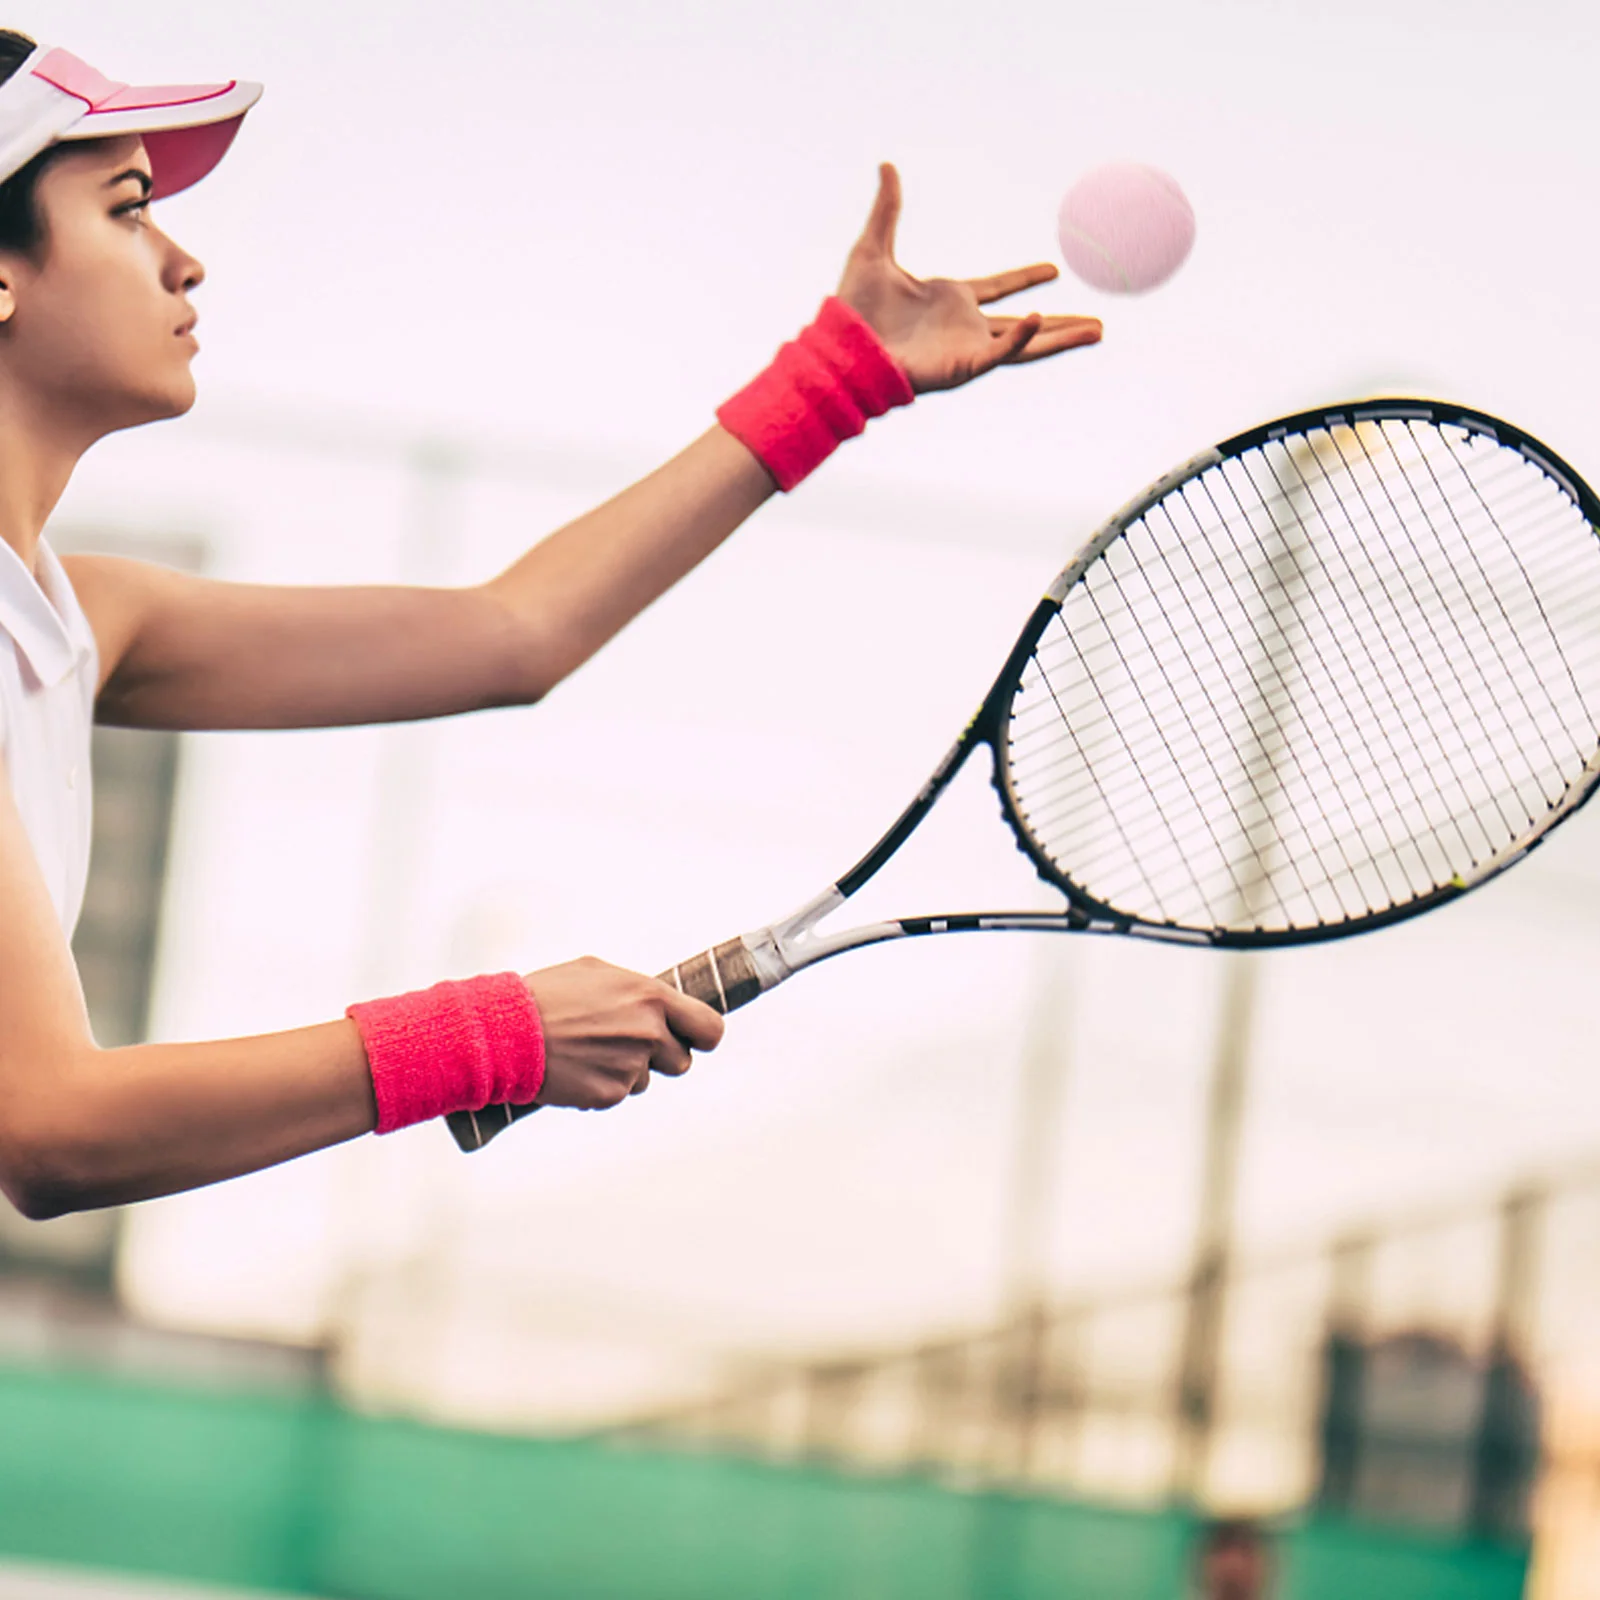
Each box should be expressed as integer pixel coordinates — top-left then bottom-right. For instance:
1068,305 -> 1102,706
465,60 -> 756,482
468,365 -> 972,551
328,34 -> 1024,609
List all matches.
716,297 -> 915,491
347,972 -> 546,1135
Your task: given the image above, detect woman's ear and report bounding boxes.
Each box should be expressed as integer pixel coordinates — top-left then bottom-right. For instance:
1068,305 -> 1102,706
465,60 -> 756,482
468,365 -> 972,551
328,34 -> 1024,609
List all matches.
0,267 -> 16,324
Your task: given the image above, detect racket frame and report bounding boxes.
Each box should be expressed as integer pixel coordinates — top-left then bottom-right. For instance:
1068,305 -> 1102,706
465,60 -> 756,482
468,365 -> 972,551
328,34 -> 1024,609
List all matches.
705,400 -> 1600,995
451,398 -> 1600,1152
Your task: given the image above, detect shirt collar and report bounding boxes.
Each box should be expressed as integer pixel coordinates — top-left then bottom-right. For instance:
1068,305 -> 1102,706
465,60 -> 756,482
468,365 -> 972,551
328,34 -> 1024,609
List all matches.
0,536 -> 97,688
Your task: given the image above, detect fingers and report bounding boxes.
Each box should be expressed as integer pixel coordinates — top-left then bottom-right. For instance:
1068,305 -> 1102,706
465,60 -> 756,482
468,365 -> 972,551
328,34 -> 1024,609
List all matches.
606,978 -> 717,1101
986,313 -> 1103,339
527,956 -> 727,1112
982,313 -> 1045,373
626,984 -> 718,1096
857,162 -> 903,261
967,312 -> 1101,379
660,982 -> 726,1053
628,995 -> 705,1094
994,314 -> 1103,364
985,313 -> 1102,336
649,1031 -> 694,1080
965,312 -> 1046,378
966,262 -> 1059,306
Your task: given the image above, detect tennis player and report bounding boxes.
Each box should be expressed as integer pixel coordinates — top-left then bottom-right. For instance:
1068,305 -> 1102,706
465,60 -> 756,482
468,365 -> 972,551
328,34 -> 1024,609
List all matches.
0,35 -> 1102,1219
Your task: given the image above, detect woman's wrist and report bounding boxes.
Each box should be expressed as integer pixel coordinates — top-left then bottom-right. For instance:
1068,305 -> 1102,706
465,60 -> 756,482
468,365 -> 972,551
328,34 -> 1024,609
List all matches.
716,297 -> 914,492
346,971 -> 545,1134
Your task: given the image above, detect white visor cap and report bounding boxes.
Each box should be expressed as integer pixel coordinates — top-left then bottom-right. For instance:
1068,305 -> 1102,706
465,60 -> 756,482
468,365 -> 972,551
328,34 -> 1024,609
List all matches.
0,44 -> 261,200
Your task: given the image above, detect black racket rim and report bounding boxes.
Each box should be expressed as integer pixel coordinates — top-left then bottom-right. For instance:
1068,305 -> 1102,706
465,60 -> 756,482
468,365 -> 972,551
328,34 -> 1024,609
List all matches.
984,398 -> 1600,950
1219,400 -> 1600,527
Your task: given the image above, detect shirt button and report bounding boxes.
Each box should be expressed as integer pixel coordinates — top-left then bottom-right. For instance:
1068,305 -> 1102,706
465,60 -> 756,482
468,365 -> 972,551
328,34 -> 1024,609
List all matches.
66,766 -> 77,790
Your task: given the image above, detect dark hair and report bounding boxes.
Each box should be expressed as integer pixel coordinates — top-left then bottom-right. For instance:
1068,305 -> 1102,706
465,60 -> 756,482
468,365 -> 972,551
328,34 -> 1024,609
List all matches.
0,30 -> 72,255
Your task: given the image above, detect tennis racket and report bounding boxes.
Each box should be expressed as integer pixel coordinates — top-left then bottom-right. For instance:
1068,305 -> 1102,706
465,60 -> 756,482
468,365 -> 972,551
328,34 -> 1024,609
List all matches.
450,398 -> 1600,1152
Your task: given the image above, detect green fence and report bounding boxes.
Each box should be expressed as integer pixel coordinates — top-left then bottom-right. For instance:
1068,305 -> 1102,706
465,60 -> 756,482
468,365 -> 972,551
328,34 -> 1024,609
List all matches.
0,1363 -> 1528,1599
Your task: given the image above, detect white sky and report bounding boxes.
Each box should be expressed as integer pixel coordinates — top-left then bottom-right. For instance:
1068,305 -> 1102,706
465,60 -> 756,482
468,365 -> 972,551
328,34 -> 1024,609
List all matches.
18,0 -> 1600,1431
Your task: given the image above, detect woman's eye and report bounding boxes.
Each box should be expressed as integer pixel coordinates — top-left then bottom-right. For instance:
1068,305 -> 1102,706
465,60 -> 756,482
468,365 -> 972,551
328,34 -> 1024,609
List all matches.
116,200 -> 150,221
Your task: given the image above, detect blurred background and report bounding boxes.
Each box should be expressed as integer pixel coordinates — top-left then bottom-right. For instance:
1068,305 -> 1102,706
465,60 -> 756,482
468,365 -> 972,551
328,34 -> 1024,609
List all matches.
2,0 -> 1598,1595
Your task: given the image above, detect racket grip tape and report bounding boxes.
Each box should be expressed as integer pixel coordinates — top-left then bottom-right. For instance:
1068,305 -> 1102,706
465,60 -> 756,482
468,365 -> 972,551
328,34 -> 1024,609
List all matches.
445,938 -> 763,1152
665,937 -> 765,1015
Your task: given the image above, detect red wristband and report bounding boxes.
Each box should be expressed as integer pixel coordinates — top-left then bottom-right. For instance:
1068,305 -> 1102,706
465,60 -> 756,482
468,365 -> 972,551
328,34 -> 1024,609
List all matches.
716,297 -> 914,491
347,972 -> 546,1135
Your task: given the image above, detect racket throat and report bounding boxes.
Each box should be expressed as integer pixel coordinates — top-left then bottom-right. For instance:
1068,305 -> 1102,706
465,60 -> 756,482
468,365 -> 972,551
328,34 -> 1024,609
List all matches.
759,890 -> 1120,980
727,885 -> 915,990
761,885 -> 852,979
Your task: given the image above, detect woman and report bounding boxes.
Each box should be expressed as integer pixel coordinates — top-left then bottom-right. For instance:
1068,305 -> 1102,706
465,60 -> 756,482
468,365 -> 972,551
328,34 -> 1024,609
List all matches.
0,32 -> 1101,1219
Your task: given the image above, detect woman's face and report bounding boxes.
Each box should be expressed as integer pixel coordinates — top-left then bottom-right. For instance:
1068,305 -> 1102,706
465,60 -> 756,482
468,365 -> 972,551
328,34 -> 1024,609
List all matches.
0,134 -> 206,440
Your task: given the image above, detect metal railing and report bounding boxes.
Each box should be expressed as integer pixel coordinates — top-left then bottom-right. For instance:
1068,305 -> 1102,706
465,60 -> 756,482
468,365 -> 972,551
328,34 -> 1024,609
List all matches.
610,1161 -> 1600,1547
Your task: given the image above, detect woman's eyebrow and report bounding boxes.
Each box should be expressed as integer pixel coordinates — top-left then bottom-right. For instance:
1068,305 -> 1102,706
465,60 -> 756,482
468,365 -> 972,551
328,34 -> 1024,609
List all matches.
105,169 -> 153,197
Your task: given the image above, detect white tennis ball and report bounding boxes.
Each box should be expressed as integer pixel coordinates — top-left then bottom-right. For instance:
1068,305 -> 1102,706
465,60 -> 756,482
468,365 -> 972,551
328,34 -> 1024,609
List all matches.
1057,163 -> 1195,295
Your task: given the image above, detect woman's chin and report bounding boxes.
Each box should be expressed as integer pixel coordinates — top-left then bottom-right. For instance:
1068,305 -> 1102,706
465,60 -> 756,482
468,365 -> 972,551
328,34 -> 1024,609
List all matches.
124,376 -> 198,429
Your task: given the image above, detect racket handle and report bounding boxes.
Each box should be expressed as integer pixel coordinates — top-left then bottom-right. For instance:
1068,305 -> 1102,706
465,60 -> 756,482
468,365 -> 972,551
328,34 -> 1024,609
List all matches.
662,936 -> 767,1016
445,938 -> 766,1152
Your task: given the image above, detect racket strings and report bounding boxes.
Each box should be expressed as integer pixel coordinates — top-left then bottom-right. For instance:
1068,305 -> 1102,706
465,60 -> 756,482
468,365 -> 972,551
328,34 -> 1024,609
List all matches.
1016,693 -> 1514,887
1088,532 -> 1331,922
1018,572 -> 1488,913
1016,496 -> 1594,917
1213,426 -> 1591,913
1005,418 -> 1600,932
1015,612 -> 1600,786
1006,471 -> 1600,743
1268,427 -> 1596,819
1021,474 -> 1555,857
1225,429 -> 1586,911
1135,464 -> 1447,917
1075,566 -> 1258,917
1014,490 -> 1598,824
1013,514 -> 1600,824
1290,425 -> 1587,783
1048,555 -> 1466,925
1216,440 -> 1561,861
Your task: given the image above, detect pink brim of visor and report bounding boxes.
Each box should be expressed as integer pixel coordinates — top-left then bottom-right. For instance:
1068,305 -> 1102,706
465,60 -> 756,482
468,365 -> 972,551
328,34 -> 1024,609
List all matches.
7,46 -> 261,199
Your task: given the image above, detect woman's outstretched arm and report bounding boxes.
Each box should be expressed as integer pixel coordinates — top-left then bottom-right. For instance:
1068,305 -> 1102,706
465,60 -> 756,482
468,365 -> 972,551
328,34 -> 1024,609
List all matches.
70,166 -> 1099,735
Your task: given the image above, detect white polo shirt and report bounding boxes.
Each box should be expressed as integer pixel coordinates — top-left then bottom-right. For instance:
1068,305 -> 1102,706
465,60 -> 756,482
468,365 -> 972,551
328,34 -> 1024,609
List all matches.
0,537 -> 98,935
